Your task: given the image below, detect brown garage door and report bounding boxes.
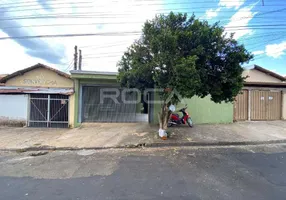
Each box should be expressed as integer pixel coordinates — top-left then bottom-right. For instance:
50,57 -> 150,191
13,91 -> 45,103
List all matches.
251,90 -> 281,120
234,90 -> 248,121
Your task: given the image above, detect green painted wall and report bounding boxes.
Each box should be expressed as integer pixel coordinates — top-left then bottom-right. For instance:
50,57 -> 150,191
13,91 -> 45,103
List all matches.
73,79 -> 80,127
152,95 -> 233,124
71,73 -> 117,80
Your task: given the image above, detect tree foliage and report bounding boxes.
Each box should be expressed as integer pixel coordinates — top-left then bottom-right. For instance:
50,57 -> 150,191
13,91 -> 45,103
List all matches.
117,12 -> 253,131
117,12 -> 252,104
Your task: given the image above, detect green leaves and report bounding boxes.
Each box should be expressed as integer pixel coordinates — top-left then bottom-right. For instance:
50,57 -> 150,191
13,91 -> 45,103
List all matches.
117,12 -> 252,104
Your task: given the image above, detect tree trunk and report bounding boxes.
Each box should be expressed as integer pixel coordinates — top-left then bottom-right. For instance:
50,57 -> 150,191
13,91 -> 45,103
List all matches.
158,103 -> 172,139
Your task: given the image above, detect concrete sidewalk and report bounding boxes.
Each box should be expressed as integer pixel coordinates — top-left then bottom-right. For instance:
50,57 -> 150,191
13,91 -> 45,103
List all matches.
0,123 -> 155,150
0,121 -> 286,150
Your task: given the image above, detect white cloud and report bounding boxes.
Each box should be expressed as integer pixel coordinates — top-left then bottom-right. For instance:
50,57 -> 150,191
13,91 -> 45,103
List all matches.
252,50 -> 264,55
224,5 -> 257,40
205,8 -> 221,19
0,0 -> 164,74
219,0 -> 245,9
203,0 -> 245,21
265,41 -> 286,58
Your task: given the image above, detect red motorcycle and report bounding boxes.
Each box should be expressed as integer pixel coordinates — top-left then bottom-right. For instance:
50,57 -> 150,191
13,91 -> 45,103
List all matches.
168,106 -> 193,127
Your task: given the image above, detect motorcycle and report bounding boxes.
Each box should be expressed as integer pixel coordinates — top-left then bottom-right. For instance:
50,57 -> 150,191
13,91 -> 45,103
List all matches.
168,106 -> 193,127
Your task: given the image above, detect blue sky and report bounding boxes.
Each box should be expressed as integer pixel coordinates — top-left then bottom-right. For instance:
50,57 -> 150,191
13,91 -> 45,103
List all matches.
0,0 -> 285,75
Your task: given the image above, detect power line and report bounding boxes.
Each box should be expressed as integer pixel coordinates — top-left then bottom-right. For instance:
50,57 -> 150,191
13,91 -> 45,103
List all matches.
1,26 -> 286,41
84,52 -> 126,56
2,6 -> 286,24
225,24 -> 286,29
2,2 -> 286,12
80,42 -> 132,49
1,5 -> 92,13
3,22 -> 286,30
247,36 -> 285,51
0,31 -> 142,40
1,0 -> 283,7
0,1 -> 93,10
3,7 -> 286,21
1,0 -> 284,6
253,48 -> 286,60
63,60 -> 74,73
239,31 -> 286,41
0,0 -> 76,6
83,55 -> 123,59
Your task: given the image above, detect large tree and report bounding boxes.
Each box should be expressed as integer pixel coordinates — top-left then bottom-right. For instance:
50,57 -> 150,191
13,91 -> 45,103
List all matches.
117,12 -> 252,134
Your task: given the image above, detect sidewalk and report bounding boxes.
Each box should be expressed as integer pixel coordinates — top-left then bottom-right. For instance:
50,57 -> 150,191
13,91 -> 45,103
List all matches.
0,121 -> 286,151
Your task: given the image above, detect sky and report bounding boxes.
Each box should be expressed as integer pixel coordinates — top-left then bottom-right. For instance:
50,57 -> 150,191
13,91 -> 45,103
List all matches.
0,0 -> 285,75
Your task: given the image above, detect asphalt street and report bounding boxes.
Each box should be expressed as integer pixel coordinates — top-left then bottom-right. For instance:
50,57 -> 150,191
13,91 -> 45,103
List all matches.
0,145 -> 286,200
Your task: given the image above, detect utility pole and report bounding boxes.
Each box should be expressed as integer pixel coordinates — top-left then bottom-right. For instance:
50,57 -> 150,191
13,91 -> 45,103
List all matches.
262,0 -> 264,6
79,49 -> 82,70
74,45 -> 78,70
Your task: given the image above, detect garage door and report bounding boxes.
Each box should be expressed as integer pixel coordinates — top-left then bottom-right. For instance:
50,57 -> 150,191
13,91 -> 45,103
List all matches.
234,90 -> 248,121
82,86 -> 137,122
251,90 -> 281,120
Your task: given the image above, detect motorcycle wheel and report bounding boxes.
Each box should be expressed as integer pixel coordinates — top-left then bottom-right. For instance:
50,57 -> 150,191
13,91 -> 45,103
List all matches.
187,117 -> 193,128
167,122 -> 173,127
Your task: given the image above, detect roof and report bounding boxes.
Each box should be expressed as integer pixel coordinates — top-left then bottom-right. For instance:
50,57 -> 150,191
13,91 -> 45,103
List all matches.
0,86 -> 74,95
0,74 -> 7,80
70,70 -> 118,76
244,82 -> 286,87
0,63 -> 71,83
252,65 -> 286,81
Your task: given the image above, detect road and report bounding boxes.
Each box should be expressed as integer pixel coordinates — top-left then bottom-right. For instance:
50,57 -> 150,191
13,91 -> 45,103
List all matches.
0,145 -> 286,200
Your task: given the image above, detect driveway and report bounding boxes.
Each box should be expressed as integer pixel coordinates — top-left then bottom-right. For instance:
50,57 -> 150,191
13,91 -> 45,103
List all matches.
0,121 -> 286,150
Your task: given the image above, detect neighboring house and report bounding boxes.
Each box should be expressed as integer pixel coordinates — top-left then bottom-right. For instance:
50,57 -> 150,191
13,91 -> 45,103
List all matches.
0,63 -> 75,128
0,74 -> 7,80
234,65 -> 286,121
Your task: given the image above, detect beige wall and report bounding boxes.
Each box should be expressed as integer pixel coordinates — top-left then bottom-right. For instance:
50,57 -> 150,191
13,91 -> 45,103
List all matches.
243,69 -> 282,83
6,67 -> 73,88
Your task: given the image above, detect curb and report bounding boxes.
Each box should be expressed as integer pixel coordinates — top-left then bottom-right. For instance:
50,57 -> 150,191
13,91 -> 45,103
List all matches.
145,139 -> 286,147
1,139 -> 286,152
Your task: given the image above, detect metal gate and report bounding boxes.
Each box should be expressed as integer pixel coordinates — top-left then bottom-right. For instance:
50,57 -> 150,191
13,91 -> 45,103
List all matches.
82,86 -> 138,122
234,90 -> 248,121
29,94 -> 69,128
251,90 -> 282,120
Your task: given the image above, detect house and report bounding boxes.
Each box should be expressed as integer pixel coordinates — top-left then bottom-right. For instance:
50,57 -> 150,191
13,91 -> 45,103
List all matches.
70,69 -> 233,127
70,70 -> 149,127
234,65 -> 286,121
0,63 -> 75,128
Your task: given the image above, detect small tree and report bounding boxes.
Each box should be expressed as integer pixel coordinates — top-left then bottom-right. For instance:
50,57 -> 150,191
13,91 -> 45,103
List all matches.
117,12 -> 252,134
